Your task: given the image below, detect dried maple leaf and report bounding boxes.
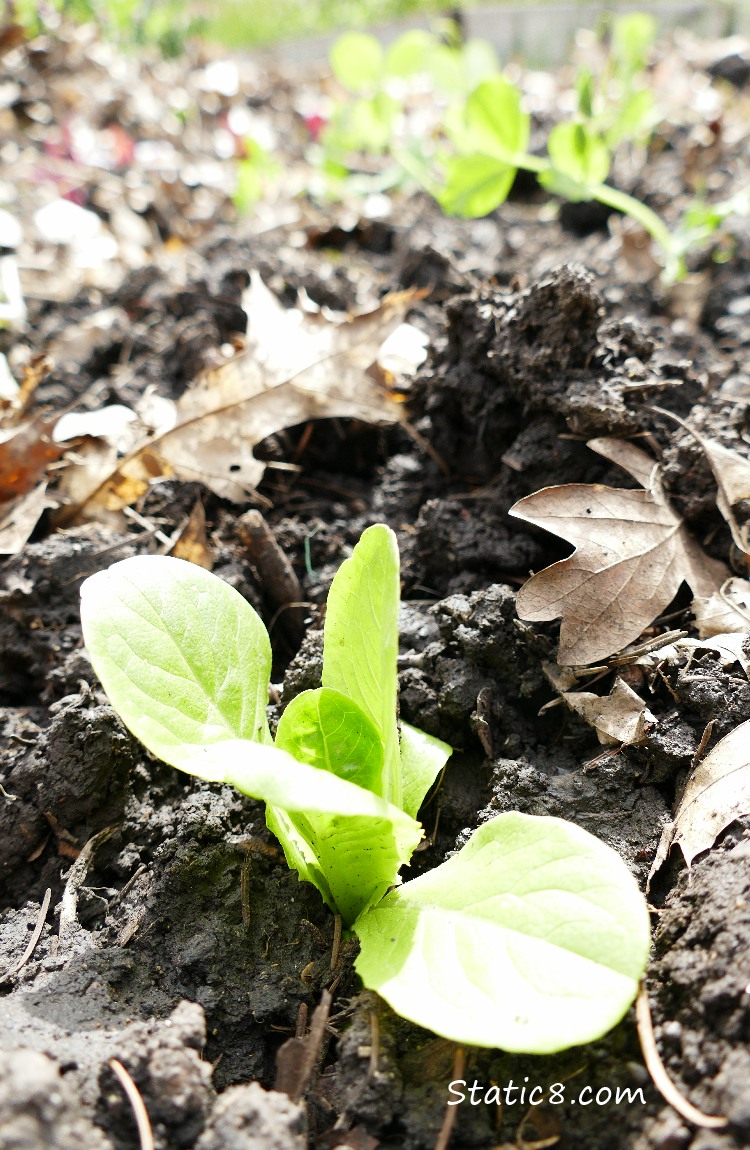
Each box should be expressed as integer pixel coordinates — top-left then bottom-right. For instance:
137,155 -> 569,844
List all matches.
692,577 -> 750,638
561,676 -> 655,746
653,406 -> 750,556
651,719 -> 750,878
62,278 -> 418,522
510,438 -> 727,666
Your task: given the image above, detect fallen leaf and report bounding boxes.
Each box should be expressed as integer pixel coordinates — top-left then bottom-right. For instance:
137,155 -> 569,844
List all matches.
170,500 -> 215,569
509,438 -> 728,666
658,719 -> 750,870
652,407 -> 750,556
64,279 -> 417,520
0,483 -> 55,555
698,437 -> 750,554
560,676 -> 655,746
0,416 -> 64,501
634,632 -> 750,679
692,577 -> 750,638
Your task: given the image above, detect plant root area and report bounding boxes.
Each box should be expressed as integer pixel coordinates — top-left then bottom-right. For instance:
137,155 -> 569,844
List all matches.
2,19 -> 750,1150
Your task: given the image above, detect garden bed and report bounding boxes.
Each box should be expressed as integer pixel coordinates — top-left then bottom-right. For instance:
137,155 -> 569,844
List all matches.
1,14 -> 750,1150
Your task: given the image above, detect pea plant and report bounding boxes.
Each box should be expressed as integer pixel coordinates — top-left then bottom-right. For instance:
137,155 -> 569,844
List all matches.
80,525 -> 649,1052
314,18 -> 749,282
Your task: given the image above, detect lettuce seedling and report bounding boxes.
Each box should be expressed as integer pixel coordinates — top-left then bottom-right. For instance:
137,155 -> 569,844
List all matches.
80,525 -> 650,1052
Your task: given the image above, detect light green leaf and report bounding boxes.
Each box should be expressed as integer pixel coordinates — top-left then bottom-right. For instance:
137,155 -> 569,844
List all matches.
179,739 -> 422,924
330,32 -> 384,93
80,555 -> 272,759
323,524 -> 401,807
354,811 -> 650,1053
611,12 -> 656,77
437,153 -> 516,217
399,721 -> 452,820
461,75 -> 530,161
275,686 -> 384,794
540,122 -> 610,201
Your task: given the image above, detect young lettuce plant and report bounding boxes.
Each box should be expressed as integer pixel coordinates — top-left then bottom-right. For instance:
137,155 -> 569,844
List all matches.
80,525 -> 650,1052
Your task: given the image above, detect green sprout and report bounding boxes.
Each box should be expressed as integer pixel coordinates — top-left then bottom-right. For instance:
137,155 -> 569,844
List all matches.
80,524 -> 650,1052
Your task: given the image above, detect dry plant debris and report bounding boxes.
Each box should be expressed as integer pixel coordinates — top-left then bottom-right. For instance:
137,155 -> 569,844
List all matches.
652,718 -> 750,873
57,276 -> 418,523
510,438 -> 727,666
560,676 -> 655,746
692,576 -> 750,636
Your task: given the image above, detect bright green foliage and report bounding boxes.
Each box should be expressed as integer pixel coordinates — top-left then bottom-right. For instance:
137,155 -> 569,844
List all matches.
233,138 -> 281,214
322,524 -> 401,806
81,525 -> 650,1053
540,122 -> 611,202
330,32 -> 385,93
355,811 -> 651,1052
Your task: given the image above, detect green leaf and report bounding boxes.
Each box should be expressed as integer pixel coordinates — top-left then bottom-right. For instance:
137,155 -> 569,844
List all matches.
540,122 -> 610,201
611,12 -> 656,77
354,811 -> 651,1053
178,739 -> 422,924
330,32 -> 384,93
323,524 -> 401,807
80,555 -> 272,760
275,687 -> 384,794
461,75 -> 530,161
437,153 -> 516,217
399,721 -> 452,820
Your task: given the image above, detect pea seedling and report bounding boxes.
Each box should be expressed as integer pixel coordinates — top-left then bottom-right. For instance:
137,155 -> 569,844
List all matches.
81,525 -> 649,1052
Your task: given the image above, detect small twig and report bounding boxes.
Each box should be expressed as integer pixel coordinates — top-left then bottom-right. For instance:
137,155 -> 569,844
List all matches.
122,505 -> 173,549
691,720 -> 715,769
240,855 -> 252,928
330,914 -> 342,972
0,887 -> 51,983
107,864 -> 147,914
635,984 -> 728,1129
295,1002 -> 308,1040
368,1008 -> 380,1079
59,825 -> 118,943
434,1046 -> 465,1150
109,1059 -> 155,1150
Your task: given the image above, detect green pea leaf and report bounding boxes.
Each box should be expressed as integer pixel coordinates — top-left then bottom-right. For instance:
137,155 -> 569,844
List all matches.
354,811 -> 650,1053
437,153 -> 516,217
323,524 -> 401,807
275,686 -> 384,793
80,554 -> 272,758
330,32 -> 384,93
461,75 -> 530,161
540,122 -> 610,201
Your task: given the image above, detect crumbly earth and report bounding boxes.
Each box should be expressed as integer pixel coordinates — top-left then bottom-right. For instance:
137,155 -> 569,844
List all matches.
2,17 -> 750,1150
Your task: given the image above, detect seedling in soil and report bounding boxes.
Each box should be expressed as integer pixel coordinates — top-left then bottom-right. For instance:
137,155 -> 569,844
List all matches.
80,525 -> 650,1052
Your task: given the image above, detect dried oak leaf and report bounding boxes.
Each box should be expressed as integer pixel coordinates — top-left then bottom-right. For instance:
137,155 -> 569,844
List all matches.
652,719 -> 750,874
692,576 -> 750,638
510,438 -> 727,666
64,277 -> 418,521
561,676 -> 655,746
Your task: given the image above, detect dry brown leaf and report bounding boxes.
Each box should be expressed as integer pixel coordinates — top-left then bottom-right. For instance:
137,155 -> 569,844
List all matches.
561,676 -> 655,746
64,279 -> 417,521
692,577 -> 750,638
510,438 -> 727,666
653,719 -> 750,873
634,632 -> 750,679
0,416 -> 64,500
652,407 -> 750,555
170,500 -> 215,570
0,483 -> 55,554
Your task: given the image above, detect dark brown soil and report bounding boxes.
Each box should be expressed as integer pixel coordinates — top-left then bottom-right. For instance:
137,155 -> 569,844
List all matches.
2,18 -> 750,1150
